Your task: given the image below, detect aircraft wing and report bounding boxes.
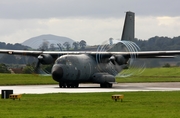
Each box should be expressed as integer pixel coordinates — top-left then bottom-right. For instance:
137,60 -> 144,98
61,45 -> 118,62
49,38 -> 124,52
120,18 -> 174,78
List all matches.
0,49 -> 180,58
0,49 -> 44,57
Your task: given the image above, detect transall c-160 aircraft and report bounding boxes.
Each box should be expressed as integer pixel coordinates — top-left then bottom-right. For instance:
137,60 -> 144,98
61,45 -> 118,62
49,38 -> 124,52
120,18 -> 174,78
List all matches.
0,11 -> 180,88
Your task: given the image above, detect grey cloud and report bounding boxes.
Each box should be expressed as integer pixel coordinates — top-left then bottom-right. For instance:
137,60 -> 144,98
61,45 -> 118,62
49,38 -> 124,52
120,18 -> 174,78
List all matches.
0,0 -> 179,19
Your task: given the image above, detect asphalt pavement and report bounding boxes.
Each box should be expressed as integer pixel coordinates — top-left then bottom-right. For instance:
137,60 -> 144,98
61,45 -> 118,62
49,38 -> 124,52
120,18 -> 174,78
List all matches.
0,82 -> 180,94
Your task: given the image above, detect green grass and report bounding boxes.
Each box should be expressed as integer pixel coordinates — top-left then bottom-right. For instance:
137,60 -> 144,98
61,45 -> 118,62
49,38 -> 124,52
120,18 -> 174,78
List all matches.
0,67 -> 180,85
0,74 -> 57,85
116,67 -> 180,83
137,67 -> 180,76
0,91 -> 180,118
0,68 -> 180,117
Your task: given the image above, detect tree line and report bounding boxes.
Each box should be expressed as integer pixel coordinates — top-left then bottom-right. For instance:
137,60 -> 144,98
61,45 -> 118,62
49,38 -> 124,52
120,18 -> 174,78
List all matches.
134,36 -> 180,51
0,42 -> 30,50
1,36 -> 180,52
38,40 -> 87,51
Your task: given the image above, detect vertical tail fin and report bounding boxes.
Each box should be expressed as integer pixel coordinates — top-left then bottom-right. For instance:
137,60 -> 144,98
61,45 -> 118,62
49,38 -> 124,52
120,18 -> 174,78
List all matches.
107,11 -> 135,52
121,11 -> 135,41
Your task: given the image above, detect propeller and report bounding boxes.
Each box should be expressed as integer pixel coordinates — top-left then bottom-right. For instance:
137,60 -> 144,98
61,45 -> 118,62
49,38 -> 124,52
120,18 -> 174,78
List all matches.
24,41 -> 63,75
34,54 -> 54,74
96,39 -> 146,77
34,55 -> 42,74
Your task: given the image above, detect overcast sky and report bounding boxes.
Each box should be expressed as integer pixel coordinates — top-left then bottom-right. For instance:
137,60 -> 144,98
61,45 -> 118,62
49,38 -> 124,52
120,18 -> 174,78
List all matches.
0,0 -> 180,45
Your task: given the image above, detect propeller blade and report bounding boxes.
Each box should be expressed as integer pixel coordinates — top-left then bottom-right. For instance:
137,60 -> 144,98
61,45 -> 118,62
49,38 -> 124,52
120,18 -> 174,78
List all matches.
34,61 -> 41,74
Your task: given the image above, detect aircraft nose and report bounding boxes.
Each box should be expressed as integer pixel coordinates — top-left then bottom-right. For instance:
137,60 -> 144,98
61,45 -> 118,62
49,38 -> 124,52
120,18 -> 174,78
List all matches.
52,65 -> 63,82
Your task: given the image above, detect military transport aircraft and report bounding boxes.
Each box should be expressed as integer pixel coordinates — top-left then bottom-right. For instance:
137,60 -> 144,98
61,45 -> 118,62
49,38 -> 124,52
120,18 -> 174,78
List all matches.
0,11 -> 180,88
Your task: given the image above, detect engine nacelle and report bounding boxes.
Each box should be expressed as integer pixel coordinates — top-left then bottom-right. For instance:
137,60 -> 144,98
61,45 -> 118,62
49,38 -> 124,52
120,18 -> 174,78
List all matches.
38,54 -> 54,65
114,55 -> 126,65
92,73 -> 115,83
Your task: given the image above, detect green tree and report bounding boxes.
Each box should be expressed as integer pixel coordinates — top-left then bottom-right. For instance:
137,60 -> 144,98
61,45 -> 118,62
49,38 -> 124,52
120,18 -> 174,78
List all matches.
72,41 -> 79,50
57,43 -> 63,51
79,40 -> 86,49
0,63 -> 11,73
163,63 -> 171,67
38,40 -> 49,51
63,42 -> 71,50
22,65 -> 34,74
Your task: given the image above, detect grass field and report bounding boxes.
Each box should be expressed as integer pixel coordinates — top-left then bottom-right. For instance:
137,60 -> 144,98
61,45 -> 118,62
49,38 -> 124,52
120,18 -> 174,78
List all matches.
0,74 -> 57,85
116,67 -> 180,82
0,91 -> 180,118
0,67 -> 180,85
0,67 -> 180,117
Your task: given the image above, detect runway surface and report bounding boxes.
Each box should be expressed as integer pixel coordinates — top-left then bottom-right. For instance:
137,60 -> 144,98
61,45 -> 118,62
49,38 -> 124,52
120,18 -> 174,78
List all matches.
0,82 -> 180,94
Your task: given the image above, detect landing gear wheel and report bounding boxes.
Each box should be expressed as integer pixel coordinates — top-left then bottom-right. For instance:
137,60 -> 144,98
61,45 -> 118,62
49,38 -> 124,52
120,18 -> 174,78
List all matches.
66,83 -> 70,88
100,83 -> 112,88
108,83 -> 112,88
59,82 -> 67,88
100,83 -> 105,88
59,82 -> 62,88
59,82 -> 79,88
66,83 -> 79,88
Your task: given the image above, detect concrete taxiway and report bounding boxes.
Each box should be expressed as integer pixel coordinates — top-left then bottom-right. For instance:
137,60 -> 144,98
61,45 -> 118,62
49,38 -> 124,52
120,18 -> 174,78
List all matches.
0,82 -> 180,94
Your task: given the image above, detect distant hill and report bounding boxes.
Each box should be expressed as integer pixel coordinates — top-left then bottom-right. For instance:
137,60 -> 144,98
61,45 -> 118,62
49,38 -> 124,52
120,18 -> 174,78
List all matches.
22,34 -> 75,49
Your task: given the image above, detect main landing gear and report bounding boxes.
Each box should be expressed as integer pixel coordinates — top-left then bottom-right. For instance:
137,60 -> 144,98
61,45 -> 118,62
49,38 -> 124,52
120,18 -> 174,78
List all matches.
59,82 -> 112,88
100,83 -> 112,88
59,82 -> 79,88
